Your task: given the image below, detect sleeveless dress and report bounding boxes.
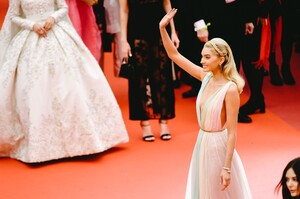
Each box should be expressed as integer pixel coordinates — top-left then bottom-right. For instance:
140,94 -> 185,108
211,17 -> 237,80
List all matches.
185,73 -> 252,199
0,0 -> 128,163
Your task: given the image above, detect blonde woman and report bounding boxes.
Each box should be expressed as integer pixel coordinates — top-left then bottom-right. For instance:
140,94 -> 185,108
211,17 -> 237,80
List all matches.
159,9 -> 252,199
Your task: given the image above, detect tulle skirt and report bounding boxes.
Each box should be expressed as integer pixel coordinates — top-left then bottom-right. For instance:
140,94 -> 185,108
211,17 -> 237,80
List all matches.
185,129 -> 252,199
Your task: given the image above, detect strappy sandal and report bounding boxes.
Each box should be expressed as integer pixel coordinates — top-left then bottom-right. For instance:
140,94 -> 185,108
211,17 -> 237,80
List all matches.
143,135 -> 155,142
160,134 -> 172,140
141,122 -> 155,142
159,120 -> 172,141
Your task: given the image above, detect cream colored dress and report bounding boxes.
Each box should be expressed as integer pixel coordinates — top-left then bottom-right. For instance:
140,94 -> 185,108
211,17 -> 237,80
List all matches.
0,0 -> 129,163
185,73 -> 252,199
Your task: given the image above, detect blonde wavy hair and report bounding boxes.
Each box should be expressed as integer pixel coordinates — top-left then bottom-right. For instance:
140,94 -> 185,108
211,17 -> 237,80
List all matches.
204,38 -> 245,93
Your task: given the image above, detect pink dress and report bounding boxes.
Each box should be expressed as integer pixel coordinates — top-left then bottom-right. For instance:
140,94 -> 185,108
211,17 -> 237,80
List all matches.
185,73 -> 252,199
66,0 -> 101,61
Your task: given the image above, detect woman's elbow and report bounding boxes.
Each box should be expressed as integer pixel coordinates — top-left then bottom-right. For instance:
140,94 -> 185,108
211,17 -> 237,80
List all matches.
166,50 -> 178,60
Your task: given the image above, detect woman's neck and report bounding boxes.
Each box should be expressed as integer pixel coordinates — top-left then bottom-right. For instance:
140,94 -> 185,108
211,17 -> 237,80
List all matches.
211,73 -> 227,84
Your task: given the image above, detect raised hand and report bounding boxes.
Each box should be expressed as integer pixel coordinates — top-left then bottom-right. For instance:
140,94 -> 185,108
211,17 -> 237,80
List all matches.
159,8 -> 177,30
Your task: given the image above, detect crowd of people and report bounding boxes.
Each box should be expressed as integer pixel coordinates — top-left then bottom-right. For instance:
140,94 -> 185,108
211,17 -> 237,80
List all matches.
0,0 -> 299,198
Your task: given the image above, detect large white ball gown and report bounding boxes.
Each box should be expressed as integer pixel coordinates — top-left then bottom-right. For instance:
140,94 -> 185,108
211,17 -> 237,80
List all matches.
0,0 -> 129,163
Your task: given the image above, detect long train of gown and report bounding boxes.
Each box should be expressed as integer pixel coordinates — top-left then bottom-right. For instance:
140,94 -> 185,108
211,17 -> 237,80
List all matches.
185,73 -> 252,199
0,0 -> 128,163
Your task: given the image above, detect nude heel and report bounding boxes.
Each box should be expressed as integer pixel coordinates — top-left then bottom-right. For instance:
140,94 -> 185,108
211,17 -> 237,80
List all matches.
141,121 -> 155,142
159,120 -> 171,141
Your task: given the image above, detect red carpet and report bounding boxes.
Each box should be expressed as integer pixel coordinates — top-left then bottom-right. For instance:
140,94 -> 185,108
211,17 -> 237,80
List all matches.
0,1 -> 299,198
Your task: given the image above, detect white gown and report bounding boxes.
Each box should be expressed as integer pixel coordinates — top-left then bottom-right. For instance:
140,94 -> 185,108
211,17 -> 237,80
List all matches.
0,0 -> 129,163
185,73 -> 252,198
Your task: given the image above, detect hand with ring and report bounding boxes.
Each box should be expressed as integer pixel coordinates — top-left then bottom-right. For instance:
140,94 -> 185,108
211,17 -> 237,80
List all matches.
33,23 -> 47,37
43,16 -> 55,32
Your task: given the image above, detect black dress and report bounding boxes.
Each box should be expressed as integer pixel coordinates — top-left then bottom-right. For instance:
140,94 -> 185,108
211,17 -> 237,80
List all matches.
127,0 -> 175,120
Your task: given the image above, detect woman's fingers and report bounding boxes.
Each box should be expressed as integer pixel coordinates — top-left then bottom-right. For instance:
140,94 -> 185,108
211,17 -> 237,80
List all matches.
44,17 -> 55,31
121,43 -> 132,63
165,8 -> 177,21
33,24 -> 48,37
220,174 -> 231,191
160,8 -> 177,28
44,23 -> 50,31
38,27 -> 48,37
44,22 -> 52,31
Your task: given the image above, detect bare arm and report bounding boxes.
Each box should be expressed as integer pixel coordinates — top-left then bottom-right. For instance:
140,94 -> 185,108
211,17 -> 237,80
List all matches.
221,84 -> 239,190
162,0 -> 179,48
159,9 -> 206,81
119,0 -> 131,60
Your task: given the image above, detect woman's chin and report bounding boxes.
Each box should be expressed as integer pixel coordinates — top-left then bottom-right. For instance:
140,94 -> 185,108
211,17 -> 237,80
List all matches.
203,68 -> 209,72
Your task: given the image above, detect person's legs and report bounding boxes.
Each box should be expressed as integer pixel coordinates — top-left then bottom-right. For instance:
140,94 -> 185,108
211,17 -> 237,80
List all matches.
141,120 -> 155,142
159,119 -> 171,140
281,3 -> 296,85
240,63 -> 265,114
269,52 -> 283,85
269,14 -> 283,85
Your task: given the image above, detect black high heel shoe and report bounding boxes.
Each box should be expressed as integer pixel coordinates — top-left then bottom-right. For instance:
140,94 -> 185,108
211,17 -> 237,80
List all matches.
269,64 -> 283,86
238,113 -> 252,123
240,100 -> 265,115
281,65 -> 296,85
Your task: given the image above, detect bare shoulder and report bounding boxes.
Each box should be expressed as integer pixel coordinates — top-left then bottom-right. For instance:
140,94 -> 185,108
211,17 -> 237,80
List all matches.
225,83 -> 239,99
227,83 -> 238,94
224,83 -> 240,108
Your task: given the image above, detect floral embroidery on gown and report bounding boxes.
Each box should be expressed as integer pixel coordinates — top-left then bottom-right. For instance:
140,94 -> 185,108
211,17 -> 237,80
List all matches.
185,73 -> 252,199
0,0 -> 129,163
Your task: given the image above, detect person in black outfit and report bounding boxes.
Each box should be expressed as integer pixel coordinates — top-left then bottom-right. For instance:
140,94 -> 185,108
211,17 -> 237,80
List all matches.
268,0 -> 283,85
120,0 -> 180,141
239,0 -> 269,116
190,0 -> 255,123
171,1 -> 203,98
269,0 -> 300,85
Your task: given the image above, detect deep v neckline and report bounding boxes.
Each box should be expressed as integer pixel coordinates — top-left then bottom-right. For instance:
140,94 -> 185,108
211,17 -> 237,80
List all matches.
200,77 -> 229,114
